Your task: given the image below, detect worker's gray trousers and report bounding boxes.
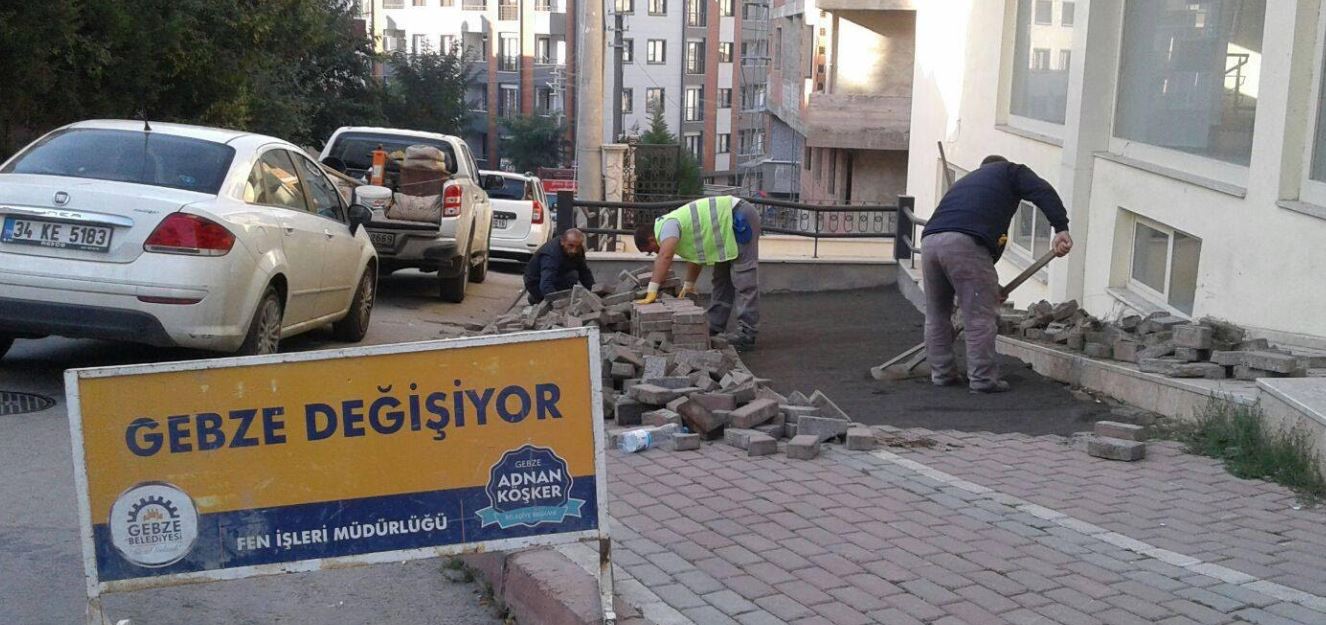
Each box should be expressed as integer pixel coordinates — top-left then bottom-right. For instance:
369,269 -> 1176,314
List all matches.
708,202 -> 761,339
921,231 -> 1001,390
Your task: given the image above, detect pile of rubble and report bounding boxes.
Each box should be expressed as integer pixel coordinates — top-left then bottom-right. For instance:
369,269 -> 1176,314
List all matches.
464,269 -> 873,459
1001,301 -> 1322,380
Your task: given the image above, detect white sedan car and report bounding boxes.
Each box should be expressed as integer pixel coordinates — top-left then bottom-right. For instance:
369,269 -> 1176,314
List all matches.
483,170 -> 552,262
0,120 -> 379,358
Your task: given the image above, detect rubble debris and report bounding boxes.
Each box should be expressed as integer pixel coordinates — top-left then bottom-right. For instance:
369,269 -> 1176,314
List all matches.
845,427 -> 877,451
1000,300 -> 1313,380
1087,437 -> 1146,462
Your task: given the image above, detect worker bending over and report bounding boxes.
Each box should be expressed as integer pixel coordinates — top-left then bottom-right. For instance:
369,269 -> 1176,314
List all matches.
921,155 -> 1072,393
525,228 -> 594,304
634,195 -> 760,349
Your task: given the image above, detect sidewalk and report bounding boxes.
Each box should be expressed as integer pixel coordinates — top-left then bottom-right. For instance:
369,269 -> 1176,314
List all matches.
565,430 -> 1326,625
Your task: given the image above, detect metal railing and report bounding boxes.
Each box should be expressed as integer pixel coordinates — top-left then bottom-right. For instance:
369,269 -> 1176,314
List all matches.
554,191 -> 907,258
499,3 -> 520,19
892,195 -> 925,266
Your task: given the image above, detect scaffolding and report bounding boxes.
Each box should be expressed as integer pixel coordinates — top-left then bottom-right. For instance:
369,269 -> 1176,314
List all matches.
736,0 -> 771,195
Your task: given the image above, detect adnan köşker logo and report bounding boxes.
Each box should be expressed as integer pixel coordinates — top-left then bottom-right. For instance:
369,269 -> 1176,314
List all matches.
478,445 -> 585,529
109,483 -> 200,567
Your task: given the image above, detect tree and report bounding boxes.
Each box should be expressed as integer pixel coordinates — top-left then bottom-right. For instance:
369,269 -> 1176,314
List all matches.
639,104 -> 675,145
501,115 -> 566,173
636,105 -> 703,196
382,49 -> 474,137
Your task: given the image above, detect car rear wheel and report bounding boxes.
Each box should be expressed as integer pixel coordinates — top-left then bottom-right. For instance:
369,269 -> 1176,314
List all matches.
238,287 -> 284,356
469,229 -> 490,284
333,267 -> 375,342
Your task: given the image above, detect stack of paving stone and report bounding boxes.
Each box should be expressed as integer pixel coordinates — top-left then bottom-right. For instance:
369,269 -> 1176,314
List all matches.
998,302 -> 1321,380
462,266 -> 874,459
1086,420 -> 1146,462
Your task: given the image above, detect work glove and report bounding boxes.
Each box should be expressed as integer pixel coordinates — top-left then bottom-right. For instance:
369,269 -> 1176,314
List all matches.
678,281 -> 695,299
635,282 -> 660,305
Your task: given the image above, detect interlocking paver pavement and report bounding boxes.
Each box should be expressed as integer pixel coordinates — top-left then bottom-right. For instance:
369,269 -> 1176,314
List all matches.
572,427 -> 1326,625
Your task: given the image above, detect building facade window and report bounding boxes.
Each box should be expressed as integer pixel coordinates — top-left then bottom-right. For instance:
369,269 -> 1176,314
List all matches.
463,33 -> 488,61
649,0 -> 665,15
717,88 -> 732,108
685,134 -> 702,159
1058,49 -> 1070,72
536,36 -> 552,63
499,0 -> 519,20
463,0 -> 486,10
472,88 -> 489,112
384,29 -> 406,52
1129,217 -> 1201,314
646,88 -> 664,113
615,0 -> 633,13
441,0 -> 455,6
717,134 -> 731,154
1114,0 -> 1264,166
384,0 -> 404,7
719,42 -> 733,63
413,0 -> 427,6
1010,0 -> 1072,124
499,85 -> 520,118
499,34 -> 520,71
686,41 -> 705,74
686,0 -> 705,27
1011,201 -> 1053,261
1061,1 -> 1074,25
827,149 -> 837,195
622,39 -> 634,63
648,39 -> 666,64
622,88 -> 634,114
1308,30 -> 1326,187
537,87 -> 560,115
535,0 -> 553,10
441,35 -> 456,53
685,88 -> 703,121
412,34 -> 430,53
720,0 -> 733,17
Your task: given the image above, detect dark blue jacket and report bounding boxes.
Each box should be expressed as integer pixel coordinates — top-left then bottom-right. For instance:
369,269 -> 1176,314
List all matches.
523,239 -> 593,300
922,161 -> 1069,260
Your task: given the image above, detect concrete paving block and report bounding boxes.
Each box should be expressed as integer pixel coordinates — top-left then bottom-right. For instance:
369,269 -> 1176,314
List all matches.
628,384 -> 682,406
731,398 -> 780,429
1051,300 -> 1079,321
1087,436 -> 1146,461
755,423 -> 785,439
642,376 -> 696,390
644,409 -> 683,427
691,393 -> 737,412
1138,344 -> 1175,360
1235,338 -> 1270,351
1025,328 -> 1047,341
1113,339 -> 1142,363
809,390 -> 850,420
1233,365 -> 1265,381
797,415 -> 851,443
729,382 -> 758,405
1139,314 -> 1187,335
755,386 -> 787,405
781,405 -> 819,424
1172,347 -> 1210,362
615,397 -> 646,426
643,355 -> 669,380
1138,358 -> 1225,379
1119,314 -> 1142,330
667,432 -> 702,451
1084,342 -> 1113,359
786,434 -> 820,460
1094,421 -> 1146,441
846,427 -> 877,451
748,433 -> 777,456
666,396 -> 689,412
678,399 -> 726,439
724,428 -> 758,450
785,423 -> 798,437
1242,351 -> 1303,374
1211,351 -> 1244,366
610,362 -> 636,380
1173,324 -> 1214,349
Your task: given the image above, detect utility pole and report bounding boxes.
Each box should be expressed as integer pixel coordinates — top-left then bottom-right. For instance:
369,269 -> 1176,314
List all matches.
575,0 -> 605,200
612,11 -> 624,142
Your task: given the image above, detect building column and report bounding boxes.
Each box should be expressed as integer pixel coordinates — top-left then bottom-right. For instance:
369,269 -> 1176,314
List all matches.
1051,0 -> 1122,302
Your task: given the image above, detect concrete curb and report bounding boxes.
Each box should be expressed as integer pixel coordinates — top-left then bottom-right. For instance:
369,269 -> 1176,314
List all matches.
463,549 -> 649,625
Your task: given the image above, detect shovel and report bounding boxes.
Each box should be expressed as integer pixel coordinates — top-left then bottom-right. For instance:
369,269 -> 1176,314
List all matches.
870,248 -> 1058,381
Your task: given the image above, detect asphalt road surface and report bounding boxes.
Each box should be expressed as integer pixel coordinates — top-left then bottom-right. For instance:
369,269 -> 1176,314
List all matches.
0,266 -> 527,625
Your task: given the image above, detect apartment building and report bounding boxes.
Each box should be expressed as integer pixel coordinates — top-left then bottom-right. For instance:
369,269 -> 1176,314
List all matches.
908,0 -> 1326,345
743,0 -> 914,204
363,0 -> 576,169
603,0 -> 741,178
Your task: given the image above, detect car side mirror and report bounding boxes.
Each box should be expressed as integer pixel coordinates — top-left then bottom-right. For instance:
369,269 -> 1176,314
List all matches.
348,204 -> 373,236
483,174 -> 506,191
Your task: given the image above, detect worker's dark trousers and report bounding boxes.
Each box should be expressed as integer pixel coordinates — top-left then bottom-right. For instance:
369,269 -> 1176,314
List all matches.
921,232 -> 1001,390
526,269 -> 582,304
708,202 -> 761,339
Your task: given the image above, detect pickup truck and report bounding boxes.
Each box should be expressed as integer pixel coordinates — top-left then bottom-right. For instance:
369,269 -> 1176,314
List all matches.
320,127 -> 498,302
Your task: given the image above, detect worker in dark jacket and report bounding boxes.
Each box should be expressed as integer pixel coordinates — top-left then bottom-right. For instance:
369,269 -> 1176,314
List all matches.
524,228 -> 594,304
921,155 -> 1073,393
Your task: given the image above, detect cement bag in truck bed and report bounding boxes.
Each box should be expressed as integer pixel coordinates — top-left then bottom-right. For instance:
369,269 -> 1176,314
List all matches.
385,144 -> 451,223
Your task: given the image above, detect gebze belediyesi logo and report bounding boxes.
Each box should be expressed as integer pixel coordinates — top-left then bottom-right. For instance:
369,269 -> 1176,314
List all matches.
109,483 -> 200,567
478,445 -> 585,529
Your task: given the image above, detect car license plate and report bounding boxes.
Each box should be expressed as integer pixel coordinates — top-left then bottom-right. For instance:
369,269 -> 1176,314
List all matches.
369,232 -> 396,248
494,217 -> 510,230
1,217 -> 112,252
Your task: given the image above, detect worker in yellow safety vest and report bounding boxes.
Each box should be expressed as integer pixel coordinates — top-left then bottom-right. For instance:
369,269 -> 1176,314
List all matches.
633,195 -> 761,350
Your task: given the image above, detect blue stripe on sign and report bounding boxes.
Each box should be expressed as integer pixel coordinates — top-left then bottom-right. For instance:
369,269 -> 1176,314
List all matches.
93,477 -> 599,582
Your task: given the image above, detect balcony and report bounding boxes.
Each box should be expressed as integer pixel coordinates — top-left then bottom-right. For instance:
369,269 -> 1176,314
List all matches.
814,0 -> 915,10
463,0 -> 487,10
499,3 -> 519,20
805,94 -> 909,151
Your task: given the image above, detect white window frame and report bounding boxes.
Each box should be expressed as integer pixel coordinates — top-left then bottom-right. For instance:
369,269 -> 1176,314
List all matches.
621,88 -> 634,114
1001,0 -> 1069,141
684,133 -> 702,159
1124,214 -> 1200,316
647,39 -> 666,64
1300,6 -> 1326,207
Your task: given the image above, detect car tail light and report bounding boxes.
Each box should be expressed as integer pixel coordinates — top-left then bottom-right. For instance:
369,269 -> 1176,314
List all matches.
444,184 -> 463,218
144,213 -> 235,256
531,199 -> 545,224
